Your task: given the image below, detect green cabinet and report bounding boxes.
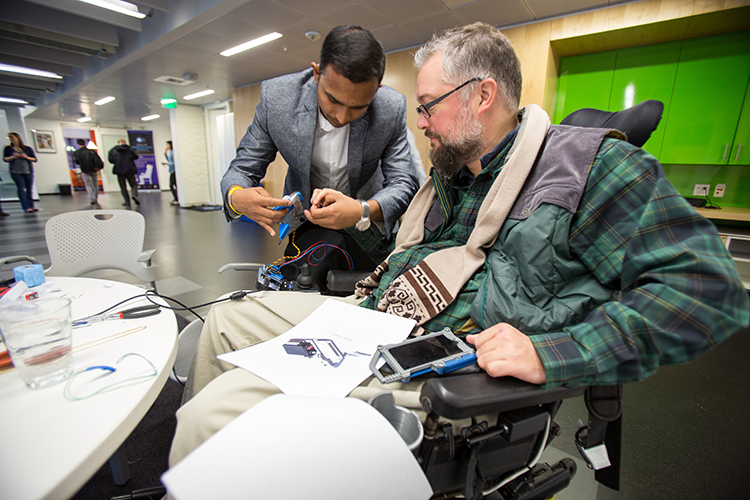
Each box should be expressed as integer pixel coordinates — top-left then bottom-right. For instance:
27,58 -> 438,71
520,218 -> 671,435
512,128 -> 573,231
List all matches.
729,80 -> 750,165
659,31 -> 750,165
553,51 -> 616,124
608,42 -> 681,158
554,31 -> 750,165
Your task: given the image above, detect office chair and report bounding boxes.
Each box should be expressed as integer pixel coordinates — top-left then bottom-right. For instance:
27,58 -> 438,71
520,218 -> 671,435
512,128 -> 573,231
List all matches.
2,211 -> 158,291
43,210 -> 158,291
170,319 -> 203,384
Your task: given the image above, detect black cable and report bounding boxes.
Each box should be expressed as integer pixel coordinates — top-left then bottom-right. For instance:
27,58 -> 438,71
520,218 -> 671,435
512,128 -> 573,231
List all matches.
702,186 -> 721,210
71,290 -> 258,386
144,289 -> 257,323
72,294 -> 149,324
73,289 -> 257,325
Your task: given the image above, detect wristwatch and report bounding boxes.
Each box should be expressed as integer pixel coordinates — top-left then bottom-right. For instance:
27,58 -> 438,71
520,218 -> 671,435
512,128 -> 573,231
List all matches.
355,199 -> 371,231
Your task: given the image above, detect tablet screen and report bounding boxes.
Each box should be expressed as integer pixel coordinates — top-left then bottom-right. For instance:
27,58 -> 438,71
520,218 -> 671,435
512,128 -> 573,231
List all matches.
389,334 -> 463,370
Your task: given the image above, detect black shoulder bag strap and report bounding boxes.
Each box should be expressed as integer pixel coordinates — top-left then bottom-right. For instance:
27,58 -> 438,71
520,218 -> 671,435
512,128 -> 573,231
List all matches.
585,384 -> 622,490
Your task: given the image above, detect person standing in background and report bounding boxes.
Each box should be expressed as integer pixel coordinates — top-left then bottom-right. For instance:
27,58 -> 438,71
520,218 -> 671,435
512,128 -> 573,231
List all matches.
162,140 -> 178,205
3,133 -> 37,213
73,139 -> 104,205
0,173 -> 7,216
108,138 -> 139,207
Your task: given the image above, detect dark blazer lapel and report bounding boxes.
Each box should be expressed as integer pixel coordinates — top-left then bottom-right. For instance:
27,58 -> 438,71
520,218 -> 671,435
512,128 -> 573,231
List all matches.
296,81 -> 318,201
347,111 -> 369,193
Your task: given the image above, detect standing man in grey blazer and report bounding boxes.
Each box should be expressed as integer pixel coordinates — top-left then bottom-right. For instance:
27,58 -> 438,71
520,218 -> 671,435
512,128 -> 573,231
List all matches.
221,25 -> 419,291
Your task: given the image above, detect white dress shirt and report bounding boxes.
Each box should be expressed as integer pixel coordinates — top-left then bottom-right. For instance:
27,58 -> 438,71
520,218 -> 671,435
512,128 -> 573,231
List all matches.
310,108 -> 350,195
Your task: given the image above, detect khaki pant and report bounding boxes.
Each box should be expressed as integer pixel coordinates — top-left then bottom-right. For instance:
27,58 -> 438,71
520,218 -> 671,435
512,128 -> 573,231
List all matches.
170,291 -> 432,467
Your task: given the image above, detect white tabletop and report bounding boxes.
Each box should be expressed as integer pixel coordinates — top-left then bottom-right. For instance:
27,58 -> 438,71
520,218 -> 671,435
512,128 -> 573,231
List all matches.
0,277 -> 178,500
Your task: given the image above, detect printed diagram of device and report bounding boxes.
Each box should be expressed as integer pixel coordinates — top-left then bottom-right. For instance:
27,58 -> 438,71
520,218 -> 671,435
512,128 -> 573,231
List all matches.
283,338 -> 368,368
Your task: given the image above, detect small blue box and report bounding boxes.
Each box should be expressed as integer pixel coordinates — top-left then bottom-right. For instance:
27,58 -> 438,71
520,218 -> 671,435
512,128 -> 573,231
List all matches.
13,264 -> 46,287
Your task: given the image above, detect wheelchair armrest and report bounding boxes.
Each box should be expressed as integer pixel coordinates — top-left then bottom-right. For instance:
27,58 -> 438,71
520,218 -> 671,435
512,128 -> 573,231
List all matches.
218,263 -> 265,274
326,270 -> 371,294
420,372 -> 586,420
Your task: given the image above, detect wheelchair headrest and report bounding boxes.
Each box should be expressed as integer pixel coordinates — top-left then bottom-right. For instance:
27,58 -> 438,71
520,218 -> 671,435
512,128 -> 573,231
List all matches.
560,99 -> 664,148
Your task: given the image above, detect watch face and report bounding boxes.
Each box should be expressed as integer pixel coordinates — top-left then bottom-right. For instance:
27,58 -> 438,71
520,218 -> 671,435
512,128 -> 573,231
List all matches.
355,218 -> 371,231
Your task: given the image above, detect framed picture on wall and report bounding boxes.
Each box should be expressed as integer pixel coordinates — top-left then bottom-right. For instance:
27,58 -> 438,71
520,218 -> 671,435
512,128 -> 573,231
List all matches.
32,130 -> 56,153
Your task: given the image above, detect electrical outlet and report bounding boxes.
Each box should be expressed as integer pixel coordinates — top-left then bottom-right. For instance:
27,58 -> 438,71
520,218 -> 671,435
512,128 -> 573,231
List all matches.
693,184 -> 711,196
714,184 -> 726,198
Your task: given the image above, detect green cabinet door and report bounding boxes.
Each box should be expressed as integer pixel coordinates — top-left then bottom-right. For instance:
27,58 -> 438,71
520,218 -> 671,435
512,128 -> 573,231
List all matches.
660,31 -> 750,165
609,41 -> 681,159
729,79 -> 750,165
553,50 -> 616,124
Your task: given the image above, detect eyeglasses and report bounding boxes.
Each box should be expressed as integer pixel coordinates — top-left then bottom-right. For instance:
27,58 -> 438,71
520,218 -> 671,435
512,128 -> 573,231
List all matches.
416,77 -> 481,119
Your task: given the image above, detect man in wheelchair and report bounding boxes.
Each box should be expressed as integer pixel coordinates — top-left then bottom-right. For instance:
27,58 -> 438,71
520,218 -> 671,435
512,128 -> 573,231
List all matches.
169,22 -> 749,498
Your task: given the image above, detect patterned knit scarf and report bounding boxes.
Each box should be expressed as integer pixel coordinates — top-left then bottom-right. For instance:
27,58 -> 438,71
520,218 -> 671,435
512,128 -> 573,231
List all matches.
355,104 -> 551,325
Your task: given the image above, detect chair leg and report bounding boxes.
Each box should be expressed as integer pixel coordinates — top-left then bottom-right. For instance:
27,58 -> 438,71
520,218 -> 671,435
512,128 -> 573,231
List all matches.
109,444 -> 131,485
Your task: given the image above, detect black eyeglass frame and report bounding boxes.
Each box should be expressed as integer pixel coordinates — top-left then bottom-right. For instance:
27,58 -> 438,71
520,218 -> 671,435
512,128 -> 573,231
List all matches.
416,77 -> 481,119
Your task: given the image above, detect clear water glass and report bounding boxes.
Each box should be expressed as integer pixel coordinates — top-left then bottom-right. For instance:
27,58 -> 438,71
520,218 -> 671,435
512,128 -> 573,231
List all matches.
0,298 -> 73,389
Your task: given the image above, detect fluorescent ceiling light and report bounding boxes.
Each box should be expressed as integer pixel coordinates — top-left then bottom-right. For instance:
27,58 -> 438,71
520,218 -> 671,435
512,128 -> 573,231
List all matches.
77,116 -> 92,123
0,97 -> 28,104
221,32 -> 282,57
76,0 -> 146,19
95,96 -> 116,105
0,63 -> 62,79
141,114 -> 160,121
183,89 -> 215,100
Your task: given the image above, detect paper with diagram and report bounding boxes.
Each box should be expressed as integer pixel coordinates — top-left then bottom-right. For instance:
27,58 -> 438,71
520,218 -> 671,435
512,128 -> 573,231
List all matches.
218,299 -> 416,398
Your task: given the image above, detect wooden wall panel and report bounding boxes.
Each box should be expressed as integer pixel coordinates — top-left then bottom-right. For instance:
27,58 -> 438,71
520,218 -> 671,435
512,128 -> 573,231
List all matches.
382,49 -> 430,174
231,84 -> 288,199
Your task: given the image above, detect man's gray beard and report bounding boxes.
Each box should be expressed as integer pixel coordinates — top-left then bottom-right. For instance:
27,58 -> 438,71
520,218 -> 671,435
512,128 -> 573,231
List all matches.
429,135 -> 484,180
428,106 -> 485,181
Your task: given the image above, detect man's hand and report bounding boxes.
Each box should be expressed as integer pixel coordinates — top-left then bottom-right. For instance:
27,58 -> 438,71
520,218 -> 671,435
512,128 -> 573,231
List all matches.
466,323 -> 546,385
228,186 -> 290,236
304,188 -> 364,230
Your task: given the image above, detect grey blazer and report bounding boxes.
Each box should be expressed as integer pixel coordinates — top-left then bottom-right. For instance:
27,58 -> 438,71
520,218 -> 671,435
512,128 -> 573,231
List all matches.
221,68 -> 418,239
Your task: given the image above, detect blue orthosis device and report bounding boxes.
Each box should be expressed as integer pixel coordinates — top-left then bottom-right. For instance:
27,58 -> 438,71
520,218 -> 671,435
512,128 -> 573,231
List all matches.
275,191 -> 306,243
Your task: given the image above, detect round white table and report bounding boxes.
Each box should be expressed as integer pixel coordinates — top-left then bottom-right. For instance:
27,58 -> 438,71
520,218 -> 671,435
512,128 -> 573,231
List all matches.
0,277 -> 178,500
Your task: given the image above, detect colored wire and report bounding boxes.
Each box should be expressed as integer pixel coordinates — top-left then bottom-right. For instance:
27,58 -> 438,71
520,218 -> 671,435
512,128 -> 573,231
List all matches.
276,240 -> 354,271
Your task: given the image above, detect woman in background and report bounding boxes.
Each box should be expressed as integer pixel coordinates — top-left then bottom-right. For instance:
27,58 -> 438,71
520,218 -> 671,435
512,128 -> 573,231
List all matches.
162,140 -> 178,205
3,133 -> 38,213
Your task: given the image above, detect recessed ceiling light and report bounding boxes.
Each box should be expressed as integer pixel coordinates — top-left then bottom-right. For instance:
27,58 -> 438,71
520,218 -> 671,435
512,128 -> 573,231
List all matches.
0,97 -> 28,104
76,0 -> 146,19
0,63 -> 62,79
77,116 -> 92,123
220,32 -> 282,57
183,89 -> 215,100
141,114 -> 160,121
95,96 -> 116,105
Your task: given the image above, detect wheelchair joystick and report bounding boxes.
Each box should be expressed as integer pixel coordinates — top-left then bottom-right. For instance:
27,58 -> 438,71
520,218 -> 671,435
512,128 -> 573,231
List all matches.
297,263 -> 314,289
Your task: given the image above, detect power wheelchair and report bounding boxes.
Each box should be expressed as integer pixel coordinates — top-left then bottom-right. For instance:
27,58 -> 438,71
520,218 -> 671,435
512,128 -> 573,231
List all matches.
213,100 -> 665,499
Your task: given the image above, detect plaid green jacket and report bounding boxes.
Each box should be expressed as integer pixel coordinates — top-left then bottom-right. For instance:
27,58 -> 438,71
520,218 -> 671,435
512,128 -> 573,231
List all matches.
363,130 -> 749,389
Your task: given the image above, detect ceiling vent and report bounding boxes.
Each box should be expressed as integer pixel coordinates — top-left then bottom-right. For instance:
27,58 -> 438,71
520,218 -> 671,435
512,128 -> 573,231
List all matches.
152,75 -> 196,86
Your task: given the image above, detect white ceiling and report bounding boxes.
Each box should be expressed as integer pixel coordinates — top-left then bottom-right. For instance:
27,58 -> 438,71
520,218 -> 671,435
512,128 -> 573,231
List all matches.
2,0 -> 637,128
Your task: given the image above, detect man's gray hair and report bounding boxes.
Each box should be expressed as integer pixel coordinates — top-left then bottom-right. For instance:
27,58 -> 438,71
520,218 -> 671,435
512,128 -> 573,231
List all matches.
414,22 -> 522,111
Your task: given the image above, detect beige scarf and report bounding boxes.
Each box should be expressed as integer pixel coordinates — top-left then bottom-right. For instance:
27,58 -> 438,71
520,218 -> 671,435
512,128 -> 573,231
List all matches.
356,104 -> 551,325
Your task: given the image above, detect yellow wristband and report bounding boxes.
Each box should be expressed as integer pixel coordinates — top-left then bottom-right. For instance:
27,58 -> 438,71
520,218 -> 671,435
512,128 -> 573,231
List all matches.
227,186 -> 243,215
